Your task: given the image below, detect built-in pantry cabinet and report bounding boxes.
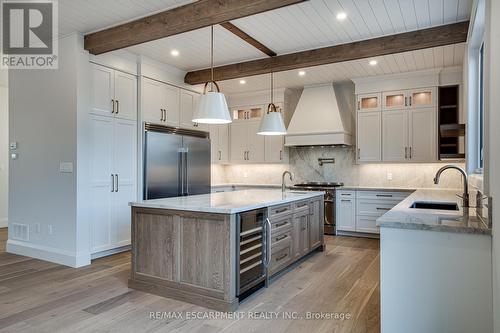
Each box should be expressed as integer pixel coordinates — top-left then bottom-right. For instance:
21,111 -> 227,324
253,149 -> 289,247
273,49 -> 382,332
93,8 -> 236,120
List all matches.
89,63 -> 138,255
356,87 -> 438,163
90,63 -> 137,121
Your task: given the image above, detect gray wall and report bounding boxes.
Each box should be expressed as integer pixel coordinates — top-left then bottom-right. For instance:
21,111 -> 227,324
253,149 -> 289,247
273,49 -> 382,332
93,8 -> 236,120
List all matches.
0,70 -> 7,227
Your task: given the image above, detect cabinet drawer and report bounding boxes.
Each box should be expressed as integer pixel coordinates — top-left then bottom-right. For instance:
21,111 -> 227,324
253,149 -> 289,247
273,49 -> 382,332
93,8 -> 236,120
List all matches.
356,199 -> 399,217
293,200 -> 309,211
356,216 -> 379,234
269,204 -> 292,218
337,190 -> 356,198
269,244 -> 292,275
356,191 -> 410,200
271,215 -> 293,235
271,229 -> 292,250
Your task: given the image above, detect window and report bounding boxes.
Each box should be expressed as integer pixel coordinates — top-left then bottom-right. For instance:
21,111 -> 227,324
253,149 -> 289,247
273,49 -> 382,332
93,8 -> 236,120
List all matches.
478,43 -> 485,169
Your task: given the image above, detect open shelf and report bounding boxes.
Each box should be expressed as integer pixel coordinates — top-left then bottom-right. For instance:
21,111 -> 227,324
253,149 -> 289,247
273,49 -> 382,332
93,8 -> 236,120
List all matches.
438,86 -> 464,160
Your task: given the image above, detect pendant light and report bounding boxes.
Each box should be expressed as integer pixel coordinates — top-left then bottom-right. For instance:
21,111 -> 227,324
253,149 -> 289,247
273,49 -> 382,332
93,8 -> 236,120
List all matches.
257,72 -> 286,135
192,26 -> 231,124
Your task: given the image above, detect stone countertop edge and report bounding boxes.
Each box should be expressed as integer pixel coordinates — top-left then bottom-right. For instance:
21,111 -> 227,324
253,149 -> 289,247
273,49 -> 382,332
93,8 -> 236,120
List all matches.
130,189 -> 325,214
376,189 -> 492,236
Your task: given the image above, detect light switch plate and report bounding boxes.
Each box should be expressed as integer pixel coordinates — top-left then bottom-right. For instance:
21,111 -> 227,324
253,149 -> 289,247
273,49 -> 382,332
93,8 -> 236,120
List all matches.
11,153 -> 18,160
59,162 -> 73,173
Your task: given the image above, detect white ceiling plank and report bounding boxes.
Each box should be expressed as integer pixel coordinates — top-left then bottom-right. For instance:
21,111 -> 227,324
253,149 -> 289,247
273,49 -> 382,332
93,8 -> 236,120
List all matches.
443,44 -> 455,67
413,0 -> 431,28
429,0 -> 444,25
392,52 -> 409,72
422,47 -> 435,68
402,51 -> 417,71
433,46 -> 445,68
382,0 -> 407,32
453,43 -> 465,65
397,0 -> 419,30
443,0 -> 460,23
337,0 -> 373,38
457,0 -> 473,20
369,0 -> 396,34
412,49 -> 426,70
353,0 -> 385,36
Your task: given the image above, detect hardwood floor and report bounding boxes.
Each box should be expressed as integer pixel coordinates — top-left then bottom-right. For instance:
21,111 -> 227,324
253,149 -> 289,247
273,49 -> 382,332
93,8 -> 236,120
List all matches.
0,229 -> 380,333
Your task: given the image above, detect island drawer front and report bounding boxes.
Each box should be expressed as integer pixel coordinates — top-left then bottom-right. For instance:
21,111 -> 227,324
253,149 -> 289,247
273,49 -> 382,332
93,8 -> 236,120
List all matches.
356,199 -> 400,217
271,230 -> 292,251
293,200 -> 310,211
269,244 -> 292,276
357,191 -> 410,201
270,215 -> 293,235
355,216 -> 379,234
269,204 -> 292,218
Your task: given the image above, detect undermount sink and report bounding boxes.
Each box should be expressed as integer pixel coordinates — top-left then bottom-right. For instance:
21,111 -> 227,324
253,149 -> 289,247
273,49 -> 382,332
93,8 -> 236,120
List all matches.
410,201 -> 459,211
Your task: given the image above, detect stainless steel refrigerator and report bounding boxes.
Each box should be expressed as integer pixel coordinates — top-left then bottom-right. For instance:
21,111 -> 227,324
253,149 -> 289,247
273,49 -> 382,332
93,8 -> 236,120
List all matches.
143,124 -> 211,200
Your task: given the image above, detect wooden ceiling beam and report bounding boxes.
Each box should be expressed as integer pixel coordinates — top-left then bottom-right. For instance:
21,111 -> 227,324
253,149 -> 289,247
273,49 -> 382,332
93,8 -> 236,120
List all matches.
184,21 -> 469,85
220,22 -> 277,57
84,0 -> 306,55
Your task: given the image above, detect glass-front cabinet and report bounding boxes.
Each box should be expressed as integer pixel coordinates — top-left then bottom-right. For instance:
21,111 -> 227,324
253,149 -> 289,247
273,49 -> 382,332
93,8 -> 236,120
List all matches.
382,88 -> 436,110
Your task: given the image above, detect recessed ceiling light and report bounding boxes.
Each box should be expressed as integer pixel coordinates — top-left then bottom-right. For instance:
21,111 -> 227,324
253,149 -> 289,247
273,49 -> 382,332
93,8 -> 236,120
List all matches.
170,49 -> 179,56
298,70 -> 306,76
369,59 -> 378,66
336,12 -> 347,21
239,79 -> 246,84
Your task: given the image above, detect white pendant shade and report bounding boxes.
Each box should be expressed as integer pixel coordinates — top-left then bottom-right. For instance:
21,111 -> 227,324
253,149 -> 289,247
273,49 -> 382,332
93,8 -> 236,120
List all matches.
192,91 -> 232,124
257,111 -> 286,135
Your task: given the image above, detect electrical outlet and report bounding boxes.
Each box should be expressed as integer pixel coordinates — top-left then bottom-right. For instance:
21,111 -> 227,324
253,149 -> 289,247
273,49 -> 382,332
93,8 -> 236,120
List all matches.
48,225 -> 53,235
387,172 -> 393,181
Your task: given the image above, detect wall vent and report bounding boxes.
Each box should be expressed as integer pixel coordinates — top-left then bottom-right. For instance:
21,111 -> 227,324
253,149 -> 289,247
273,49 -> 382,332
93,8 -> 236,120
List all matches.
11,223 -> 29,241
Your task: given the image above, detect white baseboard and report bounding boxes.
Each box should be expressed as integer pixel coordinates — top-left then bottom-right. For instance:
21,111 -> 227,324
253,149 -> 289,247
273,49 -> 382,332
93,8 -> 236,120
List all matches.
0,218 -> 7,228
6,239 -> 91,268
91,245 -> 131,260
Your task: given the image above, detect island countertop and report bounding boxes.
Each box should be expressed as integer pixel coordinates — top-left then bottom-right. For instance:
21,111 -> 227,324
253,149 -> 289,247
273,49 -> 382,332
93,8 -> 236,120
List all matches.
376,189 -> 491,235
130,189 -> 324,214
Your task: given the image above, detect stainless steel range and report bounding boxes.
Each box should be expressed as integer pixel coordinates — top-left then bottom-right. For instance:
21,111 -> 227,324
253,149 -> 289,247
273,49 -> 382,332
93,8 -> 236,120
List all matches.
291,182 -> 344,235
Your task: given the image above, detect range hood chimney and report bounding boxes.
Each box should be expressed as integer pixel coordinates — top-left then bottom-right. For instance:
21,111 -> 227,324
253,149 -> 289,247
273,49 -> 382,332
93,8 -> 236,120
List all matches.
285,83 -> 353,146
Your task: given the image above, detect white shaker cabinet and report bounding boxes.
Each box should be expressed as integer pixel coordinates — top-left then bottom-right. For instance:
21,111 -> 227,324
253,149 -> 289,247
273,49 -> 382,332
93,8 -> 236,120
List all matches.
382,110 -> 408,162
90,63 -> 137,121
336,191 -> 356,232
229,120 -> 265,163
265,135 -> 286,163
180,90 -> 207,131
142,77 -> 180,127
357,111 -> 382,162
210,124 -> 229,164
247,121 -> 265,163
89,115 -> 137,254
408,108 -> 437,162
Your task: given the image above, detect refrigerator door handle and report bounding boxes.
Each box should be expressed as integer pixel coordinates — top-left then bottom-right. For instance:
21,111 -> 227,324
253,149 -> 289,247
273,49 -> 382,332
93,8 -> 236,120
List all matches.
184,151 -> 189,195
178,150 -> 184,196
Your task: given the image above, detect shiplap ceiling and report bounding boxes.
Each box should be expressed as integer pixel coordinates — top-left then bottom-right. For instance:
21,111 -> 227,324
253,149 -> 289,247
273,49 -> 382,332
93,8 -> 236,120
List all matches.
218,43 -> 465,94
57,0 -> 472,90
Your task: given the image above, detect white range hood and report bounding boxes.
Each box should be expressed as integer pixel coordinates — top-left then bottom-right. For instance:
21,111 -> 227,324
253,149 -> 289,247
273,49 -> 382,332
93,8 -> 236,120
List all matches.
285,83 -> 353,146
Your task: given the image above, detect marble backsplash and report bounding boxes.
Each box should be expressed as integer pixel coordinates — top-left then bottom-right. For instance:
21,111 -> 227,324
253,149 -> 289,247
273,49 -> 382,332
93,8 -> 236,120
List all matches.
212,146 -> 466,190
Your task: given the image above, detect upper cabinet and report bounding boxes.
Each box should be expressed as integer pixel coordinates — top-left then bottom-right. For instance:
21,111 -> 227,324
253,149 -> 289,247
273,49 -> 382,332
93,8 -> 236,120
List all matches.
90,63 -> 137,121
180,90 -> 207,131
357,111 -> 382,162
142,77 -> 180,127
231,105 -> 265,121
210,124 -> 229,164
382,88 -> 436,110
357,93 -> 381,112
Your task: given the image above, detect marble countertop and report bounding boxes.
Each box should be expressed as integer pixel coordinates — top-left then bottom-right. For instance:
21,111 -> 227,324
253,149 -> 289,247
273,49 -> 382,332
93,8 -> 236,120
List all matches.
130,189 -> 324,214
376,189 -> 491,235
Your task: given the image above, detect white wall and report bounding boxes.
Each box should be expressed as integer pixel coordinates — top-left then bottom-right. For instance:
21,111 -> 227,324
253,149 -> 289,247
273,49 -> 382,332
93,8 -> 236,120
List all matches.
485,0 -> 500,331
7,34 -> 90,267
0,70 -> 8,228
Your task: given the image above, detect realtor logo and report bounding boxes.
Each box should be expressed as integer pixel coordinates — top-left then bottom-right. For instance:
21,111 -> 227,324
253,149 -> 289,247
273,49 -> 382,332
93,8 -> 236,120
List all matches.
1,0 -> 58,69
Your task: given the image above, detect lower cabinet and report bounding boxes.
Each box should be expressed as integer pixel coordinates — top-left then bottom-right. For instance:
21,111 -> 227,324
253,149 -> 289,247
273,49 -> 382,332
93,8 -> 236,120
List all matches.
336,189 -> 410,235
268,197 -> 323,276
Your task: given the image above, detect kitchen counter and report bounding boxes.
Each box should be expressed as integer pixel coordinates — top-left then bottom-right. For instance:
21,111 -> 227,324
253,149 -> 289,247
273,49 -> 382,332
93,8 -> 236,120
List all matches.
130,189 -> 324,214
376,189 -> 491,235
340,186 -> 415,192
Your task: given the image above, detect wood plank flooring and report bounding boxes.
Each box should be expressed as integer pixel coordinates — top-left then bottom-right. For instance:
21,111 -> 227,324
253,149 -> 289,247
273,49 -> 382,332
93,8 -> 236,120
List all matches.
0,227 -> 380,333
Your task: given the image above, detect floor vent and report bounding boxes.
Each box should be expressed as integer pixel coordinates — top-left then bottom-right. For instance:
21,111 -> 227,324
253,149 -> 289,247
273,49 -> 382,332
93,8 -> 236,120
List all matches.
11,223 -> 29,241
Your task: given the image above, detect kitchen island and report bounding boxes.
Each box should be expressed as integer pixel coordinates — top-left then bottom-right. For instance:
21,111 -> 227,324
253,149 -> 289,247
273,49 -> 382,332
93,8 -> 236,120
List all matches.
128,189 -> 324,311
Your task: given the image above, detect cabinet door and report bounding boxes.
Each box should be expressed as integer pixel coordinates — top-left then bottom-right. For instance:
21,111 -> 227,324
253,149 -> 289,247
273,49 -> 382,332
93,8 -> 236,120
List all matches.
247,121 -> 265,162
292,213 -> 303,260
357,93 -> 381,112
407,87 -> 436,109
382,110 -> 408,162
209,125 -> 219,163
230,122 -> 248,163
218,124 -> 229,163
299,213 -> 310,255
90,64 -> 114,117
142,78 -> 164,124
383,90 -> 406,110
308,199 -> 322,250
180,90 -> 196,129
408,108 -> 437,162
357,112 -> 382,162
112,119 -> 137,247
89,115 -> 114,253
114,71 -> 137,121
336,195 -> 356,232
163,84 -> 180,127
265,135 -> 285,163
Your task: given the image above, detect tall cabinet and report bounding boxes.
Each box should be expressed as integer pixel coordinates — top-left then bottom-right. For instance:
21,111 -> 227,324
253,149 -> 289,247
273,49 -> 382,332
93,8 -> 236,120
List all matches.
89,63 -> 137,254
